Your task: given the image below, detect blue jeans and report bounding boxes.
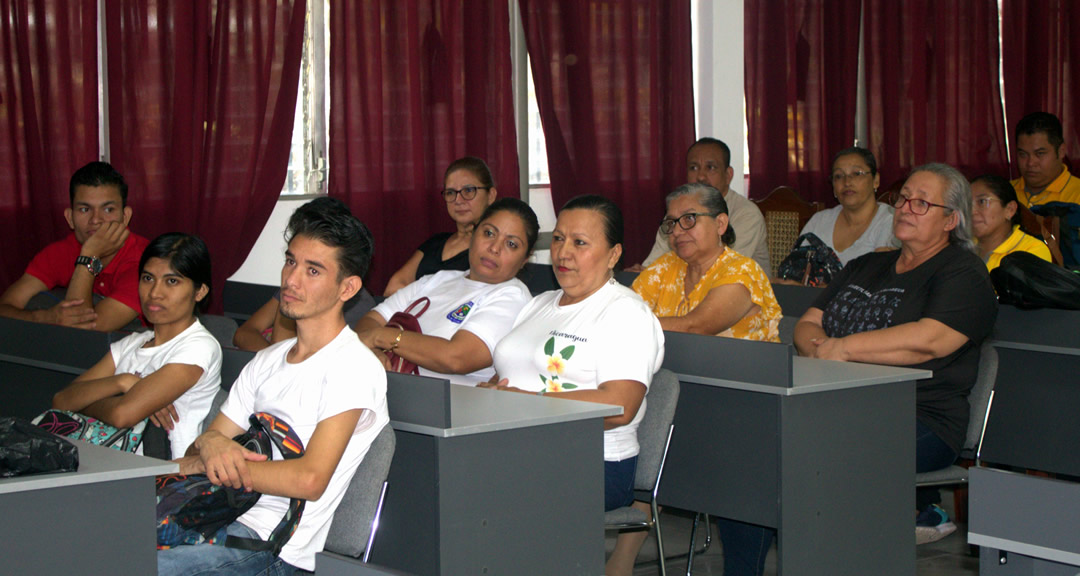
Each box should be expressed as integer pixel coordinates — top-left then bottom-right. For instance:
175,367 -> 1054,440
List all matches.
717,517 -> 774,576
157,522 -> 298,576
916,420 -> 958,510
604,456 -> 638,511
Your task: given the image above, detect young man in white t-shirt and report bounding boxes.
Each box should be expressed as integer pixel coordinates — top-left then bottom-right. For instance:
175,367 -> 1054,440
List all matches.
158,197 -> 389,575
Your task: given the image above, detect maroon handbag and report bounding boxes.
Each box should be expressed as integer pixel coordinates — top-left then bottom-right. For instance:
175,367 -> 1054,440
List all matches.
384,297 -> 430,374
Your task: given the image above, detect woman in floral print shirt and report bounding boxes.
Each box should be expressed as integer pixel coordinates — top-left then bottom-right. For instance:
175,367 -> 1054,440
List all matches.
633,183 -> 782,342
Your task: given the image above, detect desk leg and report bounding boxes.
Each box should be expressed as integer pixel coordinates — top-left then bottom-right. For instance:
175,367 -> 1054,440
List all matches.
777,381 -> 915,576
0,476 -> 158,575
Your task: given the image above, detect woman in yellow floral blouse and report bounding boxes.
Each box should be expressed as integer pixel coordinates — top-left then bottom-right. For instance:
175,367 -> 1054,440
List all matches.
633,182 -> 782,342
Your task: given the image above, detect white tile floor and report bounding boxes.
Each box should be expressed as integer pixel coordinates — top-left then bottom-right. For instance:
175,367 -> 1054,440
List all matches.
607,488 -> 979,575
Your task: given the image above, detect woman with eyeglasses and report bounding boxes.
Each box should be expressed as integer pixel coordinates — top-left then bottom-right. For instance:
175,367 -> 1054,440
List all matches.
795,147 -> 899,266
383,156 -> 498,296
633,183 -> 781,341
794,164 -> 998,546
971,173 -> 1051,271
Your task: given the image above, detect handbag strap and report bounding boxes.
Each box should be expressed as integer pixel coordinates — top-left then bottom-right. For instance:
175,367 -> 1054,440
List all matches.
402,296 -> 431,317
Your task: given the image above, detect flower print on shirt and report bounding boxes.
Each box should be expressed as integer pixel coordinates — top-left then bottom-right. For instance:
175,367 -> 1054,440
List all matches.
539,336 -> 578,391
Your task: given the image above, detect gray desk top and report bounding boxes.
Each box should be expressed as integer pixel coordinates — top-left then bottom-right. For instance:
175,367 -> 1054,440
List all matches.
676,356 -> 931,396
992,339 -> 1080,357
0,439 -> 177,494
390,384 -> 622,438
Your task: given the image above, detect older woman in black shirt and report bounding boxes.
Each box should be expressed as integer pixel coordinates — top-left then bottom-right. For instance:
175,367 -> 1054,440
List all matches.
794,163 -> 997,545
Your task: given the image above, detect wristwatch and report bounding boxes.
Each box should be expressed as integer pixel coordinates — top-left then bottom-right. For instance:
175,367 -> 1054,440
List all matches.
75,255 -> 103,277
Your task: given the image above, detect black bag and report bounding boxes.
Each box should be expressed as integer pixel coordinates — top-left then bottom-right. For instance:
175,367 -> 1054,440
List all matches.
0,416 -> 79,477
156,412 -> 306,555
990,251 -> 1080,310
776,233 -> 844,287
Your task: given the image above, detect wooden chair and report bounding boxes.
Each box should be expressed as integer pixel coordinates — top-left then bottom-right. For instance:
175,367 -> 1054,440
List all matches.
753,186 -> 824,277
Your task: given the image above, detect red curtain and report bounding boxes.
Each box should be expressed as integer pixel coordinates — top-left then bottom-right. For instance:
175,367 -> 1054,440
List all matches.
329,0 -> 519,295
745,0 -> 861,204
863,0 -> 1008,189
1001,0 -> 1080,172
105,0 -> 306,312
519,0 -> 695,264
0,0 -> 99,287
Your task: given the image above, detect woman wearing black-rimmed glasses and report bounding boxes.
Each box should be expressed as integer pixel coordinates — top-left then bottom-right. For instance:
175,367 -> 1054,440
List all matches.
383,157 -> 497,296
794,163 -> 998,546
633,183 -> 781,341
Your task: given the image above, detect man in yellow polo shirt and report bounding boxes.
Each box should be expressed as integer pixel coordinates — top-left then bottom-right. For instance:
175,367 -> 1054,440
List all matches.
1011,112 -> 1080,207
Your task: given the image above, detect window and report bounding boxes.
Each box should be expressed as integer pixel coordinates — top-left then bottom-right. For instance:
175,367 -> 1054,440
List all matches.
283,0 -> 330,196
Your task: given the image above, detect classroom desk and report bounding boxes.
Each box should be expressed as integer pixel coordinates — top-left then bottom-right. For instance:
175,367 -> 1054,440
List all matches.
0,439 -> 177,575
968,311 -> 1080,575
356,374 -> 621,576
658,332 -> 929,576
0,317 -> 112,420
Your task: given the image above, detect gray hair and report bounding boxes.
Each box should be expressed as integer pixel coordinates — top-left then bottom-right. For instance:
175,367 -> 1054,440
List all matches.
909,163 -> 975,252
665,183 -> 736,246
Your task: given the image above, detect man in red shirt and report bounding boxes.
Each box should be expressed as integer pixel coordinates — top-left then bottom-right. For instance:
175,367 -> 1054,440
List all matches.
0,161 -> 148,331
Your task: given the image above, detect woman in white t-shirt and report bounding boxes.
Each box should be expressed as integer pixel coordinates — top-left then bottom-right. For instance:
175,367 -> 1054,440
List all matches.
797,147 -> 898,266
355,198 -> 539,385
481,195 -> 664,576
52,233 -> 222,457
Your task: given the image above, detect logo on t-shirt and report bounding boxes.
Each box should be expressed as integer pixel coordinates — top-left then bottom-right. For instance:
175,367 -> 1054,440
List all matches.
447,301 -> 474,324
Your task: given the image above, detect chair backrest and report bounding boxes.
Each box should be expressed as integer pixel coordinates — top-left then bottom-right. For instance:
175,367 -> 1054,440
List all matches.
200,348 -> 256,431
754,186 -> 823,277
201,387 -> 230,432
963,341 -> 998,459
324,425 -> 397,558
199,314 -> 238,349
633,369 -> 680,491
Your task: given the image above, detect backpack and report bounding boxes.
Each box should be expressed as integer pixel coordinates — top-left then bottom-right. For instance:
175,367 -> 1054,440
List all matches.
383,297 -> 430,374
33,409 -> 147,454
0,416 -> 79,477
776,233 -> 844,287
990,251 -> 1080,310
1030,201 -> 1080,269
155,412 -> 306,555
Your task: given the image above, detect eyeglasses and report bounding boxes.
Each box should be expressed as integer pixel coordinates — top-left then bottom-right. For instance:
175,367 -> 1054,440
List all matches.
660,212 -> 719,234
441,185 -> 489,202
891,193 -> 951,216
831,170 -> 871,183
972,197 -> 1000,210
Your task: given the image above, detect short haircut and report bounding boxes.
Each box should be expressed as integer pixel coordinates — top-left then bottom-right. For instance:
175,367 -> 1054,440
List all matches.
139,232 -> 213,312
832,146 -> 878,176
972,173 -> 1021,227
909,163 -> 975,253
666,183 -> 736,247
478,197 -> 541,254
70,161 -> 129,206
444,156 -> 496,188
1015,112 -> 1064,150
561,194 -> 624,249
284,197 -> 374,280
688,137 -> 732,169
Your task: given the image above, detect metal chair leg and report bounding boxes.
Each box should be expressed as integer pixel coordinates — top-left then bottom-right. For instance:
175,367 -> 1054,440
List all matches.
684,513 -> 712,575
652,498 -> 667,576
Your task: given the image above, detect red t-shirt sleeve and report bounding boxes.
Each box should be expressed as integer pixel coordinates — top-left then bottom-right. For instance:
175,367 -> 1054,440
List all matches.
24,235 -> 78,289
